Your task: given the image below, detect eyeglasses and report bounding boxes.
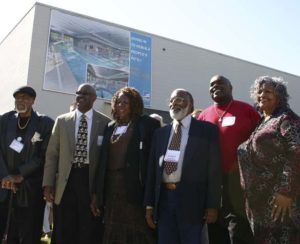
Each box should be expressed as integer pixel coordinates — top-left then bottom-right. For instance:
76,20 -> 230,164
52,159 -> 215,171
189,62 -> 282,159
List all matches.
169,97 -> 185,105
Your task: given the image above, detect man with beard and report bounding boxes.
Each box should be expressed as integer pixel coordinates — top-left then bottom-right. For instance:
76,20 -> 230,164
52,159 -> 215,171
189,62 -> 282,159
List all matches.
198,75 -> 260,244
0,86 -> 54,243
43,83 -> 110,244
144,88 -> 222,244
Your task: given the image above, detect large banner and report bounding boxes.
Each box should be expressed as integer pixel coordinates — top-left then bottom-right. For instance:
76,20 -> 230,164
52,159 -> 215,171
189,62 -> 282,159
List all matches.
43,10 -> 152,106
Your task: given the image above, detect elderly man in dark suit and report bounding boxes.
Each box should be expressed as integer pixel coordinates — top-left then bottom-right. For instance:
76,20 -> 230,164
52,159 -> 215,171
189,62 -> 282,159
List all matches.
144,88 -> 222,244
0,86 -> 54,244
43,83 -> 110,244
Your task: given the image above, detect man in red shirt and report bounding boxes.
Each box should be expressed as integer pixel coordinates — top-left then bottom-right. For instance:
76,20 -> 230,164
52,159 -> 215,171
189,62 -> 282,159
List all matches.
198,75 -> 260,244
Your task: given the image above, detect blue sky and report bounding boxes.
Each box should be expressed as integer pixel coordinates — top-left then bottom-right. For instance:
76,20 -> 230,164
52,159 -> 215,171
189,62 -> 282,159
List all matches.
1,0 -> 299,76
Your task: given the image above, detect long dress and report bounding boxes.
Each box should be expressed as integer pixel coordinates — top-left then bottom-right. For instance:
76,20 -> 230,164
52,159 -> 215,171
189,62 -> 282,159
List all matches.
102,122 -> 156,244
237,107 -> 300,243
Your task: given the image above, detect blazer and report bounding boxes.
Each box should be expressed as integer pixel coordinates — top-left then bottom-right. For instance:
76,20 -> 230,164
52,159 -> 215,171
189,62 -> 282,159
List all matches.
94,115 -> 160,206
42,109 -> 110,205
144,117 -> 222,224
0,110 -> 54,202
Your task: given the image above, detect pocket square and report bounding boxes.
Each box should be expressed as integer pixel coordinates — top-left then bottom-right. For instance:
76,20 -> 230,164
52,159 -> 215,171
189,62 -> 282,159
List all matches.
31,132 -> 43,143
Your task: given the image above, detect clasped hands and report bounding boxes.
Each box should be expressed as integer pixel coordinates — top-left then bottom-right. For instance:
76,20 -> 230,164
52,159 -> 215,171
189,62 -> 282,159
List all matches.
271,193 -> 293,222
1,174 -> 24,193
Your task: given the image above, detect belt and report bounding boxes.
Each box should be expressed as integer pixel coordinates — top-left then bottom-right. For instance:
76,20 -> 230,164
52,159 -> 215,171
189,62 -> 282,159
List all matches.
72,163 -> 89,169
163,182 -> 179,190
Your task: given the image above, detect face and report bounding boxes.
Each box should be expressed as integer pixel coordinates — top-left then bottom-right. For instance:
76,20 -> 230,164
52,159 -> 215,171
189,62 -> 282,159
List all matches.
169,90 -> 192,121
114,93 -> 131,122
76,85 -> 96,113
14,93 -> 34,115
257,83 -> 280,115
209,76 -> 232,104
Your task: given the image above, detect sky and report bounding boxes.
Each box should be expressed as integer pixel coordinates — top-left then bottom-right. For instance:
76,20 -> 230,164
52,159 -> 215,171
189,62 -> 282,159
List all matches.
0,0 -> 299,76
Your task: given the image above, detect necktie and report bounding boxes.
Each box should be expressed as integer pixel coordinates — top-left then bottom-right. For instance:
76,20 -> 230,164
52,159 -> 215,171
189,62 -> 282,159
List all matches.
164,122 -> 182,175
73,114 -> 88,167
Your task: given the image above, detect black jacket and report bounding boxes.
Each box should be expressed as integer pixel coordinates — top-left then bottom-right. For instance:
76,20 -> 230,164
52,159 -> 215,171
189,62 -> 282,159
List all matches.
0,110 -> 54,204
94,115 -> 160,206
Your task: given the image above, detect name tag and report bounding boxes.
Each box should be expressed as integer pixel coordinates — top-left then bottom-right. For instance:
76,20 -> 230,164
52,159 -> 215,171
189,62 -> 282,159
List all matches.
9,139 -> 24,153
222,116 -> 236,127
115,126 -> 128,135
164,150 -> 180,162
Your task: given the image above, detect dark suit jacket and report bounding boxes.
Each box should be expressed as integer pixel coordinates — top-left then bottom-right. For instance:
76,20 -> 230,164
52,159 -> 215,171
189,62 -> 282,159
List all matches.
94,115 -> 160,206
144,117 -> 222,224
0,110 -> 54,203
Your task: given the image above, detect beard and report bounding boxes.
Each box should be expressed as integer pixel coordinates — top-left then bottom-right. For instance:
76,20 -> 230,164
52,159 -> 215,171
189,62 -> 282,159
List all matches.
15,103 -> 27,114
170,106 -> 189,121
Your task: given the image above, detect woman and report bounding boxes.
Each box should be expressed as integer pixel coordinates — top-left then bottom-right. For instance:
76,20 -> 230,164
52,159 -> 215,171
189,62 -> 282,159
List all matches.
91,87 -> 160,244
238,76 -> 300,243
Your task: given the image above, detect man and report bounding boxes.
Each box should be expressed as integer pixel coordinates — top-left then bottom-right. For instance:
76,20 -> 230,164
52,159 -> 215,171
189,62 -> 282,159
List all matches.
198,75 -> 261,244
43,83 -> 110,244
0,86 -> 54,243
144,88 -> 221,244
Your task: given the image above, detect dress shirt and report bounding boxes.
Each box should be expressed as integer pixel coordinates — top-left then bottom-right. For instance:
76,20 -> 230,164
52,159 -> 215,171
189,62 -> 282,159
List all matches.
75,108 -> 93,164
163,115 -> 191,183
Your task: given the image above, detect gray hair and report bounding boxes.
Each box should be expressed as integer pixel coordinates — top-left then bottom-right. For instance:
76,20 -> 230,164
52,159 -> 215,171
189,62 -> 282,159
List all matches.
250,76 -> 289,108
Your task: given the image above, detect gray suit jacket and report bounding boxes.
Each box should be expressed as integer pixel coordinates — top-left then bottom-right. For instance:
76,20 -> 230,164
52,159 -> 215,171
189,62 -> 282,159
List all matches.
42,109 -> 110,205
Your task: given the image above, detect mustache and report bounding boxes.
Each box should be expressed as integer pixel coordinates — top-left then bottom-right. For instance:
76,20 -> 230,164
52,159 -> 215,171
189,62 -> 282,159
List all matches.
15,103 -> 27,113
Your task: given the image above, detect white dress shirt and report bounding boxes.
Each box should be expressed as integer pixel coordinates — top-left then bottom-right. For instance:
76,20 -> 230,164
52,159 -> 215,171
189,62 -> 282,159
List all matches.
163,115 -> 191,183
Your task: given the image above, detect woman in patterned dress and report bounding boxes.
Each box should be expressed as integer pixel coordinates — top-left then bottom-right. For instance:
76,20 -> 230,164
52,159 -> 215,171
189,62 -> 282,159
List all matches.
91,87 -> 160,244
238,76 -> 300,243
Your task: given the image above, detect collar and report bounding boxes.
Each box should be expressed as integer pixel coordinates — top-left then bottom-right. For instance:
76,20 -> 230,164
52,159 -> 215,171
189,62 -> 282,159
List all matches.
172,114 -> 191,129
75,108 -> 93,120
214,99 -> 234,108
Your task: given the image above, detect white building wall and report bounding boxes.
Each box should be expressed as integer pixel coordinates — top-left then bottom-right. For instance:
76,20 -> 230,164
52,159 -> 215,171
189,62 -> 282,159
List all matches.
151,37 -> 300,113
0,6 -> 35,113
0,3 -> 299,119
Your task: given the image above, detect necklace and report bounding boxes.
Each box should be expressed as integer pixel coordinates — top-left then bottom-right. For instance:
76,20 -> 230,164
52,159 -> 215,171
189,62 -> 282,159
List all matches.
110,121 -> 132,144
18,117 -> 30,130
214,100 -> 233,123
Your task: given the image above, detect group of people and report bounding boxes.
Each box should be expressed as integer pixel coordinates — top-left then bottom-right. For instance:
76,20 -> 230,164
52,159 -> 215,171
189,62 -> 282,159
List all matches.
0,74 -> 299,244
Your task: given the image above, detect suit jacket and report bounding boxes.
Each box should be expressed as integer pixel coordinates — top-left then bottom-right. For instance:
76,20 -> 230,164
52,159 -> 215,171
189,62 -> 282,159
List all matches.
42,109 -> 110,205
0,110 -> 54,203
144,117 -> 222,224
94,115 -> 160,206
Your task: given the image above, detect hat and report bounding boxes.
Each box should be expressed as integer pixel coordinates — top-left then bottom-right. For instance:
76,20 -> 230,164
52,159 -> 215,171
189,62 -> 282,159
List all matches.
13,86 -> 36,98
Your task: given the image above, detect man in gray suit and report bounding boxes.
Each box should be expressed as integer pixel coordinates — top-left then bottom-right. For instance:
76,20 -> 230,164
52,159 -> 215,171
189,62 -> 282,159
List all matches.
43,84 -> 110,244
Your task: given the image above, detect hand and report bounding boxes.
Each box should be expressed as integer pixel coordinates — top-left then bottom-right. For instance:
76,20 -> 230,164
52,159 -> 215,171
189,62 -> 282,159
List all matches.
145,208 -> 156,229
90,194 -> 101,217
1,175 -> 22,193
204,208 -> 218,224
43,186 -> 55,203
9,174 -> 24,184
271,193 -> 292,222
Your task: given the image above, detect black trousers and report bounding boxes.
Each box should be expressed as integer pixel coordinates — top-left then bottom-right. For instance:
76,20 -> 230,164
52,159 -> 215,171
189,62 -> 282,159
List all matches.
52,166 -> 103,244
208,170 -> 254,244
0,187 -> 45,244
